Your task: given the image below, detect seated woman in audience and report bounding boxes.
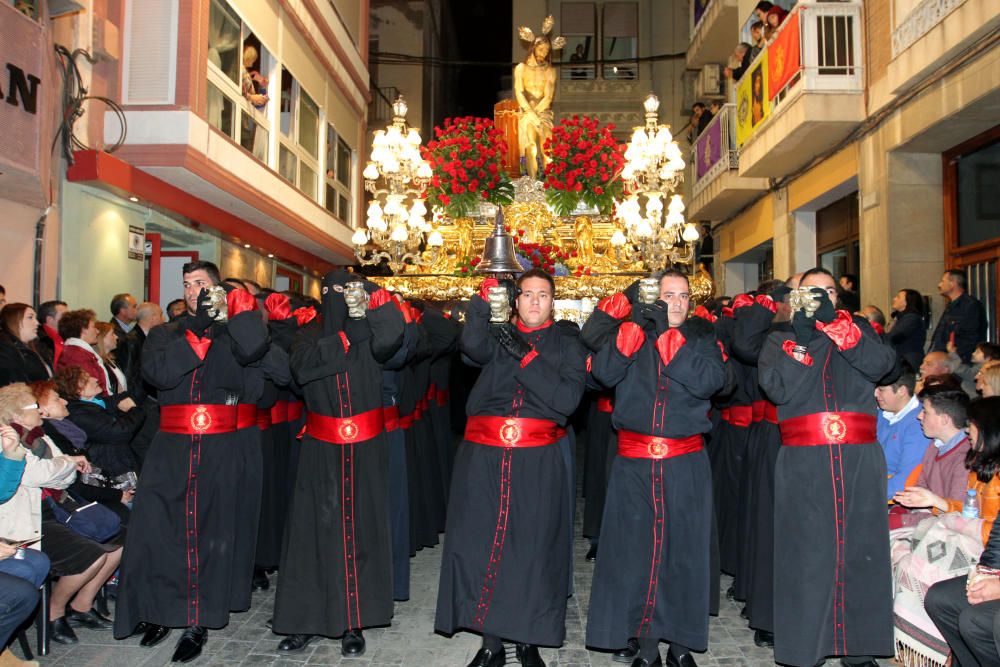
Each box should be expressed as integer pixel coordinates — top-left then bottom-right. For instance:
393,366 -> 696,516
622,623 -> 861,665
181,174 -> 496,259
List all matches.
50,369 -> 142,522
0,421 -> 51,665
950,342 -> 1000,396
976,361 -> 1000,398
0,304 -> 52,386
56,309 -> 109,398
0,382 -> 123,645
93,322 -> 132,405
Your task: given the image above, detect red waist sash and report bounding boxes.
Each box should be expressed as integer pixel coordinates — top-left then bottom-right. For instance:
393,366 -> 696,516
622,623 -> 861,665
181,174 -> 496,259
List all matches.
436,387 -> 450,406
464,416 -> 566,448
399,412 -> 414,429
752,400 -> 778,424
270,400 -> 290,424
256,407 -> 272,430
161,404 -> 257,435
596,396 -> 614,413
617,430 -> 703,459
383,406 -> 400,432
779,411 -> 877,446
288,401 -> 303,422
721,405 -> 752,427
304,408 -> 384,444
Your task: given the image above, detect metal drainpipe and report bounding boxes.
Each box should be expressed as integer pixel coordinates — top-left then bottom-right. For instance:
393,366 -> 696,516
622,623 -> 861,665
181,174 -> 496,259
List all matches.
32,206 -> 52,307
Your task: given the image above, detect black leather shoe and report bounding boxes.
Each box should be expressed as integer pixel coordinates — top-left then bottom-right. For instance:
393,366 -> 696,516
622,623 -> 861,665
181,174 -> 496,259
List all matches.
65,606 -> 114,629
50,617 -> 79,645
171,626 -> 207,663
140,623 -> 171,647
265,617 -> 273,629
664,651 -> 696,667
630,658 -> 663,667
585,543 -> 598,562
515,643 -> 545,667
725,585 -> 736,600
277,634 -> 317,652
341,629 -> 365,657
467,648 -> 506,667
753,629 -> 775,647
252,568 -> 270,591
613,638 -> 640,663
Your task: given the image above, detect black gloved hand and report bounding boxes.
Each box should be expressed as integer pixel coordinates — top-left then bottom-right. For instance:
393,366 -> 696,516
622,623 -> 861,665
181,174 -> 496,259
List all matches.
186,288 -> 215,333
623,280 -> 642,304
490,322 -> 533,361
768,284 -> 793,303
498,278 -> 520,309
634,301 -> 669,335
810,287 -> 836,323
791,309 -> 816,346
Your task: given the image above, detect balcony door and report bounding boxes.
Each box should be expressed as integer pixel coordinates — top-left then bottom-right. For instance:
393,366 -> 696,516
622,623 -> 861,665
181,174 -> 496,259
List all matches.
816,190 -> 859,282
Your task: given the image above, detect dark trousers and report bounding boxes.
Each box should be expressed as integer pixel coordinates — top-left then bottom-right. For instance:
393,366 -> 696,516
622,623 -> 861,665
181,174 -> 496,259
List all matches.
926,576 -> 1000,667
0,572 -> 40,648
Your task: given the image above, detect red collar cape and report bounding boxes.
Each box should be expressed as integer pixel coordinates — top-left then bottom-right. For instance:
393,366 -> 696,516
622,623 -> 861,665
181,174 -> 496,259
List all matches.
516,319 -> 553,333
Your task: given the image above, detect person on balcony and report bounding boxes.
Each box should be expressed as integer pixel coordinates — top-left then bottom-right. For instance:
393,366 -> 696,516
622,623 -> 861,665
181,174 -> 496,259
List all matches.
724,43 -> 752,82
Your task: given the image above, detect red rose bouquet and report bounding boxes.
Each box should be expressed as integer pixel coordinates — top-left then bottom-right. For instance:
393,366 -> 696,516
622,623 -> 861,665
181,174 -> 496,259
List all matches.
422,117 -> 515,219
542,116 -> 625,216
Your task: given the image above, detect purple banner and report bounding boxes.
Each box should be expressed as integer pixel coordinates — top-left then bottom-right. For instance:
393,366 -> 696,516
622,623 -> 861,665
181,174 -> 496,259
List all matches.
693,0 -> 712,28
695,118 -> 722,180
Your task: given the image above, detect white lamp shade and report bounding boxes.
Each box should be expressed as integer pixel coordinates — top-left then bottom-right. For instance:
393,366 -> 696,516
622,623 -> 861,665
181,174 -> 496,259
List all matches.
367,201 -> 383,218
427,230 -> 444,246
389,225 -> 409,242
610,230 -> 627,246
351,228 -> 368,245
682,223 -> 700,242
410,199 -> 427,217
368,217 -> 387,232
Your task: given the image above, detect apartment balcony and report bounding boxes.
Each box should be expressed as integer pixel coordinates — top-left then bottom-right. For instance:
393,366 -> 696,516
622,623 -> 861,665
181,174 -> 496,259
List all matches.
686,0 -> 741,70
888,0 -> 1000,94
687,104 -> 769,221
736,2 -> 865,178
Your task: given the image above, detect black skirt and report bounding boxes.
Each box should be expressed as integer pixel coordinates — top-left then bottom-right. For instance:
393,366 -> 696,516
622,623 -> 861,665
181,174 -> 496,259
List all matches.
406,422 -> 439,552
582,406 -> 614,539
40,513 -> 120,576
710,420 -> 750,578
272,433 -> 392,638
587,447 -> 713,652
745,421 -> 781,632
436,436 -> 571,647
112,426 -> 263,637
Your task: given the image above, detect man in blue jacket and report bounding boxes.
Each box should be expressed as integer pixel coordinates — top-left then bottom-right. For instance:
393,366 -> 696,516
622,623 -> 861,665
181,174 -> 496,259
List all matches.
875,368 -> 929,499
930,270 -> 987,364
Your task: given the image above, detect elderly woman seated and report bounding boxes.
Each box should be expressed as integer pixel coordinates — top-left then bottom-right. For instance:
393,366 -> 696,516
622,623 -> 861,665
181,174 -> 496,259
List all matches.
49,368 -> 143,523
0,382 -> 123,646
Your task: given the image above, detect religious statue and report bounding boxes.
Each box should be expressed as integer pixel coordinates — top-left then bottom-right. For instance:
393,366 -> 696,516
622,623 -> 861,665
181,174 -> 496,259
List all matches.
573,216 -> 596,266
514,17 -> 564,180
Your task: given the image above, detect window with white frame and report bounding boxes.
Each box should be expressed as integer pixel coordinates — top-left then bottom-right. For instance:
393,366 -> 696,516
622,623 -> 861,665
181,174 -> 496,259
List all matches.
278,67 -> 321,203
206,0 -> 271,162
325,124 -> 355,225
561,3 -> 597,81
602,2 -> 638,80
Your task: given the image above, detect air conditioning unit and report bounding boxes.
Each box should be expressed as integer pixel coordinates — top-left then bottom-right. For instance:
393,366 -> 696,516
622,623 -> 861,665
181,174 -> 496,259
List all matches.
695,64 -> 724,99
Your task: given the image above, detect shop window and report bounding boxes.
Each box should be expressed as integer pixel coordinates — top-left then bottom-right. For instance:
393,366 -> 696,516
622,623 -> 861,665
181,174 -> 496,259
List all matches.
561,3 -> 596,81
326,124 -> 355,225
955,138 -> 1000,248
278,67 -> 321,203
602,3 -> 638,80
206,0 -> 271,163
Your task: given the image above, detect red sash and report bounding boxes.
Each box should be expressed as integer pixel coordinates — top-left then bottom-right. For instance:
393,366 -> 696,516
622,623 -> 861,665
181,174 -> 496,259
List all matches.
436,387 -> 450,407
303,408 -> 384,444
596,396 -> 614,413
399,412 -> 415,429
256,407 -> 272,430
722,405 -> 752,427
464,416 -> 566,448
288,401 -> 303,422
270,400 -> 289,424
617,430 -> 703,459
383,406 -> 400,432
779,412 -> 877,446
161,404 -> 257,435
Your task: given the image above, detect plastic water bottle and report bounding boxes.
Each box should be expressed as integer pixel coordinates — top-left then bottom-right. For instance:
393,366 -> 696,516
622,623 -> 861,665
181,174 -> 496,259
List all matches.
962,489 -> 980,519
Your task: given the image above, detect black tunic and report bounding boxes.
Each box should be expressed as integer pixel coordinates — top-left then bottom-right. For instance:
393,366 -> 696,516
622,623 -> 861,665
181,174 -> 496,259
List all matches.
435,298 -> 586,647
758,312 -> 896,666
113,310 -> 268,636
272,291 -> 403,638
585,312 -> 725,652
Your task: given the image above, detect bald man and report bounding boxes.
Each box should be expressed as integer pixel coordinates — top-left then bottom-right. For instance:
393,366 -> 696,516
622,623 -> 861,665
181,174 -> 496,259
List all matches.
919,351 -> 975,397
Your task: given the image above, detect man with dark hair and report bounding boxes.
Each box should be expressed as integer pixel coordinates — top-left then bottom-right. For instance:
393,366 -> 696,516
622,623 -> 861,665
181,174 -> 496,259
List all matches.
759,266 -> 897,667
437,268 -> 586,667
36,299 -> 68,367
111,293 -> 139,380
585,269 -> 726,667
113,259 -> 271,664
875,367 -> 927,499
166,299 -> 186,321
184,260 -> 222,286
859,305 -> 886,335
124,302 -> 166,469
838,274 -> 860,313
931,269 -> 987,364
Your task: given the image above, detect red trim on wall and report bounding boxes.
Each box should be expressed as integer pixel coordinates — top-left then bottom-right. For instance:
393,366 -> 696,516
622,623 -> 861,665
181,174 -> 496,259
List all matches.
67,150 -> 340,274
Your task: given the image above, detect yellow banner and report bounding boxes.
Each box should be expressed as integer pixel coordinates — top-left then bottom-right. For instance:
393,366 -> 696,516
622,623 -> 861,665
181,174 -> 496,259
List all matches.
735,52 -> 769,148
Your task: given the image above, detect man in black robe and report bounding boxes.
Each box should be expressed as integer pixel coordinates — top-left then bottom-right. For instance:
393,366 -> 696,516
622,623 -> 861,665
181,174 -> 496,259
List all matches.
436,268 -> 587,667
584,269 -> 726,667
758,267 -> 896,667
113,260 -> 269,664
272,271 -> 403,657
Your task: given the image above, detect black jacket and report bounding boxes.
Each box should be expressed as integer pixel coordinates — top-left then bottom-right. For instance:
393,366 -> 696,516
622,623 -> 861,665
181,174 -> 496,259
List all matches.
0,335 -> 51,387
981,517 -> 1000,569
930,292 -> 987,363
66,398 -> 145,476
888,310 -> 926,372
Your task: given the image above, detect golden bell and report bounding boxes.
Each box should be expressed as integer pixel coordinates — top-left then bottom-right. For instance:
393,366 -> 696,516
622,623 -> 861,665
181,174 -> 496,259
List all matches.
476,208 -> 523,275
